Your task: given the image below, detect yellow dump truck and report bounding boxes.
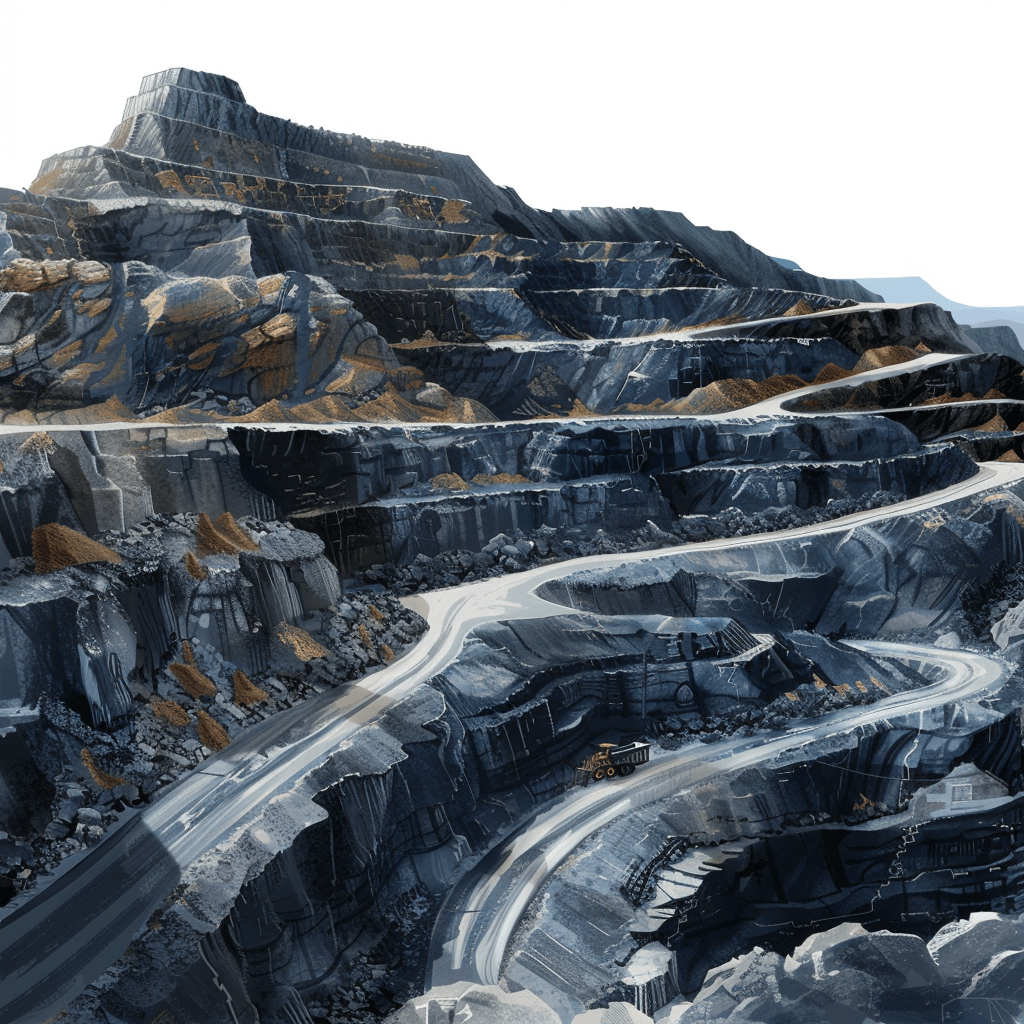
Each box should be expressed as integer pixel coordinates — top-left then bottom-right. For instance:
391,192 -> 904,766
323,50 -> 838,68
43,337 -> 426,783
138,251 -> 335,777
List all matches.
572,741 -> 651,787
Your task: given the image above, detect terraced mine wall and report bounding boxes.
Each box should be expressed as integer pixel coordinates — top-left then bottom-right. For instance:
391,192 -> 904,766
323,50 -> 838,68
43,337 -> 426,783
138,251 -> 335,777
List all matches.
943,428 -> 1024,463
233,415 -> 944,508
657,446 -> 975,516
0,415 -> 935,562
5,72 -> 975,437
8,72 -> 889,413
539,481 -> 1024,636
543,206 -> 878,300
6,185 -> 862,356
392,301 -> 981,418
657,762 -> 1024,1004
346,284 -> 847,348
781,349 -> 1024,448
318,475 -> 669,566
3,68 -> 995,439
0,418 -> 985,594
233,415 -> 975,574
789,351 -> 1024,416
61,657 -> 1023,1024
888,401 -> 1024,442
430,615 -> 935,788
723,302 -> 980,355
22,68 -> 877,296
395,336 -> 859,418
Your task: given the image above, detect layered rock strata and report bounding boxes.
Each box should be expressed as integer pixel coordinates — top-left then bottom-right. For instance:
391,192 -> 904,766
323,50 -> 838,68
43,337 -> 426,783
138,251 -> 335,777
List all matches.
1,69 -> 990,427
2,67 -> 1024,1024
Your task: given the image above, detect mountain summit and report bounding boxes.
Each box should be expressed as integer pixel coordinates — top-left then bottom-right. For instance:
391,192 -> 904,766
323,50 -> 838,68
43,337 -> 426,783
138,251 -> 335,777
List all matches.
0,68 -> 924,425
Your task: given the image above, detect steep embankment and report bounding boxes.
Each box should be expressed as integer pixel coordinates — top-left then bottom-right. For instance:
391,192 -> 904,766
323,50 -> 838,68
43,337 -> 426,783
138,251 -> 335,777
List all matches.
1,68 -> 972,425
1,66 -> 1024,1024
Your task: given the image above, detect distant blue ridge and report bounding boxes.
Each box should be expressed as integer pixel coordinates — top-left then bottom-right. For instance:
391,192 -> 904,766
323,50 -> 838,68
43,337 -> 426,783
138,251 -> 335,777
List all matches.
856,276 -> 1024,325
770,256 -> 804,272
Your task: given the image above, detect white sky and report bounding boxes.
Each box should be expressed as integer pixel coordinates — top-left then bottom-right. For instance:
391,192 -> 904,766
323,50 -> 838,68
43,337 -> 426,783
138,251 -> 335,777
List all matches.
1,1 -> 1019,307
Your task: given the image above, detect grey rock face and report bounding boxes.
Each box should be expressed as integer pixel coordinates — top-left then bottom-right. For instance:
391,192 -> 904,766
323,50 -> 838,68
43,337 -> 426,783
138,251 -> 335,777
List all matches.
230,413 -> 972,579
0,70 -> 959,426
3,66 -> 1024,1024
657,445 -> 975,517
539,483 -> 1021,636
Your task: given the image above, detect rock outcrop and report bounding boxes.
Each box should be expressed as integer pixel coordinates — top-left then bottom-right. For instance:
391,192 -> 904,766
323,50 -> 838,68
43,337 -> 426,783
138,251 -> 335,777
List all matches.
2,66 -> 1024,1024
0,69 -> 978,425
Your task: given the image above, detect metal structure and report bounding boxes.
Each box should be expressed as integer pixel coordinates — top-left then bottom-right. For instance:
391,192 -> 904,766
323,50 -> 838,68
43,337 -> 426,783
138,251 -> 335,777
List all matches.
572,740 -> 651,787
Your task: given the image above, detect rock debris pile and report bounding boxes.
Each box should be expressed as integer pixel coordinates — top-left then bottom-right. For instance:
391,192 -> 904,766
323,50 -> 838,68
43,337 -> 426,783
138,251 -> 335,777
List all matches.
1,65 -> 1024,1024
0,512 -> 424,906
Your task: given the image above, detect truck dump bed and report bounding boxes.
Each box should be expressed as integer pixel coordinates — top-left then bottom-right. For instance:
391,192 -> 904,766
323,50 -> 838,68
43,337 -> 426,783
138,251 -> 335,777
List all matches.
572,740 -> 651,786
608,741 -> 651,766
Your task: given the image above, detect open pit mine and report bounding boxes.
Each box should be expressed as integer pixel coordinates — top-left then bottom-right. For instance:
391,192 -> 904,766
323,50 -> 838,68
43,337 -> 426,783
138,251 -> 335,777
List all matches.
2,69 -> 1024,1024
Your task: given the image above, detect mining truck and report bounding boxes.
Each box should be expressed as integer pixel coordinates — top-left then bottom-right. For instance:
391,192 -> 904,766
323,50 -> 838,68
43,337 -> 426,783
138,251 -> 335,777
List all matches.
572,741 -> 651,787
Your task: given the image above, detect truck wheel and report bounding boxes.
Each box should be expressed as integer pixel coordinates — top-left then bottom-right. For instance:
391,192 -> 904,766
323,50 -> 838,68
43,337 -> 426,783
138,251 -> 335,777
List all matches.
606,766 -> 616,777
621,764 -> 634,776
594,769 -> 605,780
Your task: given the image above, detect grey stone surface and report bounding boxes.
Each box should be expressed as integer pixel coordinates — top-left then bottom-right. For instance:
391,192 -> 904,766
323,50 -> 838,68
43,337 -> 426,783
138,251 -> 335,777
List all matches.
0,71 -> 970,427
1,66 -> 1024,1024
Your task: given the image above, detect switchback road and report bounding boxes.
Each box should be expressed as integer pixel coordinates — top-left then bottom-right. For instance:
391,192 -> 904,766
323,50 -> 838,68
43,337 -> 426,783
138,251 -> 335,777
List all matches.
424,642 -> 1007,988
1,460 -> 1022,1022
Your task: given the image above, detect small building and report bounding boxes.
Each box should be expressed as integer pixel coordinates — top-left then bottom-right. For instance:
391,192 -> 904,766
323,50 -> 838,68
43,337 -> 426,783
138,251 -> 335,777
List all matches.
910,763 -> 1010,820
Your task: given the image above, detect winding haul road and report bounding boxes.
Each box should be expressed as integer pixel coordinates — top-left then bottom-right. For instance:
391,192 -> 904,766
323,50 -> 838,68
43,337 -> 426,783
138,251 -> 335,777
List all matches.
424,641 -> 1006,988
0,345 -> 977,438
1,456 -> 1022,1023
